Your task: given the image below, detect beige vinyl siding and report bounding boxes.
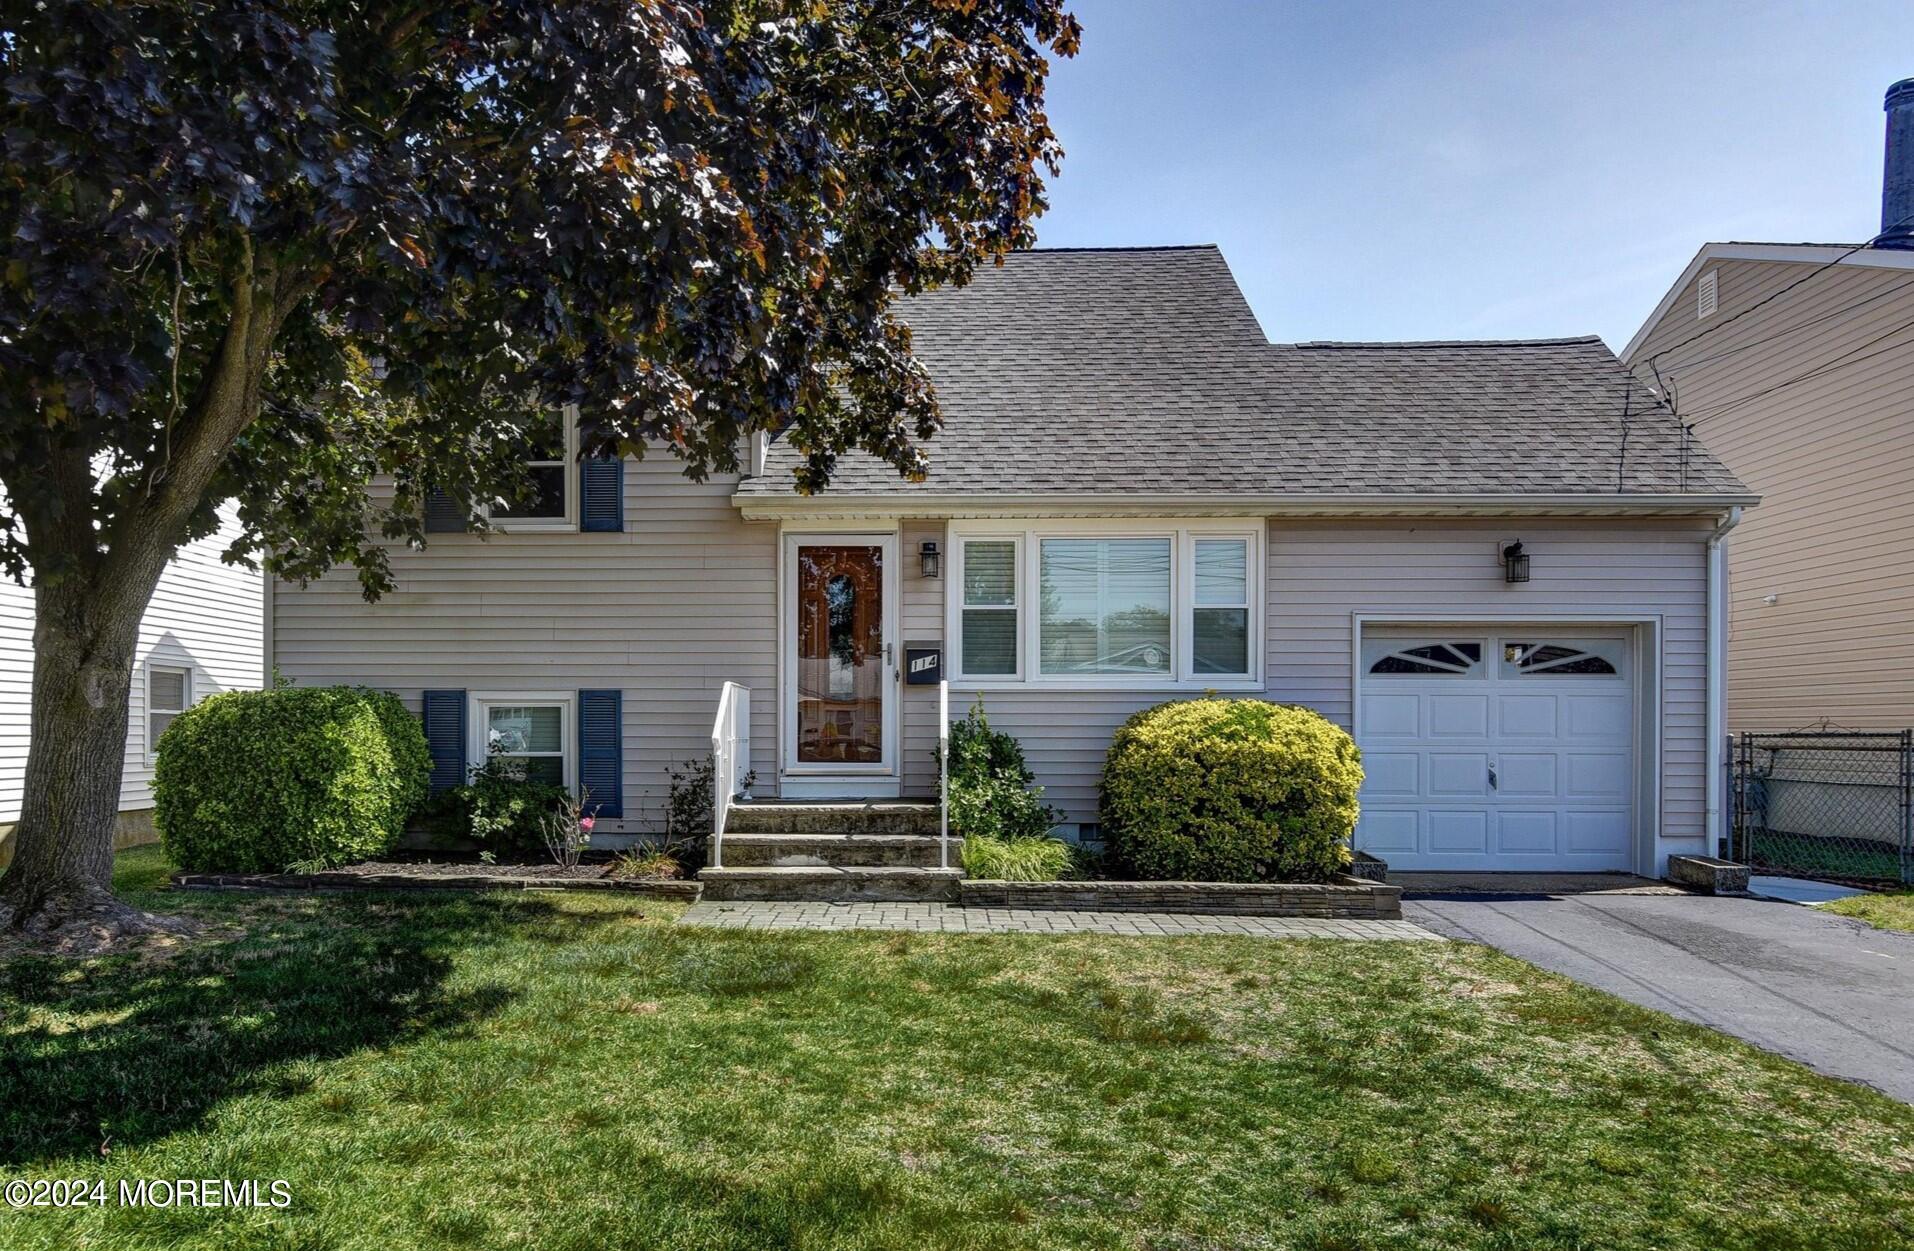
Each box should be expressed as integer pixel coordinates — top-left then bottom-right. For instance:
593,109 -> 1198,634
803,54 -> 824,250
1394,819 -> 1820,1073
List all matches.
959,517 -> 1712,862
1625,257 -> 1914,730
0,507 -> 263,825
272,459 -> 778,832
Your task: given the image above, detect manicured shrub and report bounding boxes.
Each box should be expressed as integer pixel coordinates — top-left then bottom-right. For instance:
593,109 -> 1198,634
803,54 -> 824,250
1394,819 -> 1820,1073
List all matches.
156,685 -> 430,872
1100,698 -> 1361,883
943,699 -> 1061,842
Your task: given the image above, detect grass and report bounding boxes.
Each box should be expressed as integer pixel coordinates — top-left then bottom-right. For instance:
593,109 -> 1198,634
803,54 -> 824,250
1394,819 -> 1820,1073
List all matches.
1823,890 -> 1914,932
0,846 -> 1907,1251
959,833 -> 1075,881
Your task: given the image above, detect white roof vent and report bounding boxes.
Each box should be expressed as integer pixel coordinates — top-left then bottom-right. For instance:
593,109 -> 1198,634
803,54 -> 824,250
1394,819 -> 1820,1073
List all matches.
1697,270 -> 1719,319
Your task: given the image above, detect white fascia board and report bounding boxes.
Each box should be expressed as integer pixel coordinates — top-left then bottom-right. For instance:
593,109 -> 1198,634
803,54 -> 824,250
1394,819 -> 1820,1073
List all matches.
732,490 -> 1760,522
1620,242 -> 1914,362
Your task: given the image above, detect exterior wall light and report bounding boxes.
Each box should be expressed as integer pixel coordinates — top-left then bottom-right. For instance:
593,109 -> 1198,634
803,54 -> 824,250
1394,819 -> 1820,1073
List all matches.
919,540 -> 941,579
1502,540 -> 1531,584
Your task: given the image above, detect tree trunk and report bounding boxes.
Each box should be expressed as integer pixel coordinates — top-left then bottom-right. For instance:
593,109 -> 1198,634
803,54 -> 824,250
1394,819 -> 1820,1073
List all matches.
0,572 -> 195,951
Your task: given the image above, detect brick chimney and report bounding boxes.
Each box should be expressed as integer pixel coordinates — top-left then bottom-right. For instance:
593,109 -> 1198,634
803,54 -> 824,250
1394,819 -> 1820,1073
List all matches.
1881,78 -> 1914,248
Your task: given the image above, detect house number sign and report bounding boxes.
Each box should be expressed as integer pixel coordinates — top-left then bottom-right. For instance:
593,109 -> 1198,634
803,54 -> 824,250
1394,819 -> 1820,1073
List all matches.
904,643 -> 943,685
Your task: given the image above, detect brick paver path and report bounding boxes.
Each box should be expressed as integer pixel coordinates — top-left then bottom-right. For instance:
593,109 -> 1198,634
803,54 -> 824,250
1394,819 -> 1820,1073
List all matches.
679,900 -> 1443,940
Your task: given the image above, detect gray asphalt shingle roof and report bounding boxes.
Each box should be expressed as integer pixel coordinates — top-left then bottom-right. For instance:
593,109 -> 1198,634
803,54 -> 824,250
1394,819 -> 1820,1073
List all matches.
741,245 -> 1747,500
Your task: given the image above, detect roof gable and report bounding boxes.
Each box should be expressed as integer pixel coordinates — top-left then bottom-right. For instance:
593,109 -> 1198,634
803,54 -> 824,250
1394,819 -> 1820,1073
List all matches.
1622,242 -> 1914,361
745,247 -> 1748,506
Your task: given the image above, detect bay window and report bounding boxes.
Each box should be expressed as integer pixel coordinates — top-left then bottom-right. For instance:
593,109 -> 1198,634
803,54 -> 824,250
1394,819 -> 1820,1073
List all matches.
950,525 -> 1260,685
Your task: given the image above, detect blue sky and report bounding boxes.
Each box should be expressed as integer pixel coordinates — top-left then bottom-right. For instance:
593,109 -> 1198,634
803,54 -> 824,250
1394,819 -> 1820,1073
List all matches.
1033,0 -> 1914,349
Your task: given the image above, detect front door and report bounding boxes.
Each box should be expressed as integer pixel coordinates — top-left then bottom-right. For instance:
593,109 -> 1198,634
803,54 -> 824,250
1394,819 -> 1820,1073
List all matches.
782,534 -> 898,795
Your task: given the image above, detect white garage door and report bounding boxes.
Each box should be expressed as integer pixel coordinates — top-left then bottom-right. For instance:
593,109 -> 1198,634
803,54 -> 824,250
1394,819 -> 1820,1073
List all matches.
1354,630 -> 1636,872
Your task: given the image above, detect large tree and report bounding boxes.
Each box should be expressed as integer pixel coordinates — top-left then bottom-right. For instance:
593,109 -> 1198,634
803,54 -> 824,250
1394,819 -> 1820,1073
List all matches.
0,0 -> 1077,946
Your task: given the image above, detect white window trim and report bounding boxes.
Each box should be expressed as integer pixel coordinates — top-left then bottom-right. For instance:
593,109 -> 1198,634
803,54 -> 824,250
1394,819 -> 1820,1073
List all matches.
146,663 -> 194,762
944,519 -> 1263,691
480,406 -> 578,532
952,534 -> 1024,681
469,691 -> 577,791
1183,532 -> 1255,682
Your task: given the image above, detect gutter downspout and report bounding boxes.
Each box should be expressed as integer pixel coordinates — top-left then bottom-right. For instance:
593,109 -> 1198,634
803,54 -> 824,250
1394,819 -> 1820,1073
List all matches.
1705,506 -> 1743,859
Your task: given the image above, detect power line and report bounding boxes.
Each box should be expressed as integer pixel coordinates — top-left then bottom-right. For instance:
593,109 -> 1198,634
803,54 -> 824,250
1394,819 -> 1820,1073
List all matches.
1634,213 -> 1914,375
1684,312 -> 1914,428
1671,277 -> 1912,374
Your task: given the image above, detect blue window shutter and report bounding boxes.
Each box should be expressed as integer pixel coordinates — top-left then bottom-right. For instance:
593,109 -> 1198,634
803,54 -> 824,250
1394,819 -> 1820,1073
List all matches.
578,689 -> 623,817
579,456 -> 623,532
424,490 -> 467,533
422,690 -> 467,793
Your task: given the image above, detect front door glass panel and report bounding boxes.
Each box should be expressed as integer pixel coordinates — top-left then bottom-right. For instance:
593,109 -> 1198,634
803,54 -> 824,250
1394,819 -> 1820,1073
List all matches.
796,544 -> 884,764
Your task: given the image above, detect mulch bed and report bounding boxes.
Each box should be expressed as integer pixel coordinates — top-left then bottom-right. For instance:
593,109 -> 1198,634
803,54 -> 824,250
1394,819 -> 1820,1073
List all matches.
172,859 -> 702,898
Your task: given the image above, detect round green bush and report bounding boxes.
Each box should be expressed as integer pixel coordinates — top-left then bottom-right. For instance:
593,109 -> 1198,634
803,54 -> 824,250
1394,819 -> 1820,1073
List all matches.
155,686 -> 431,873
1100,698 -> 1362,883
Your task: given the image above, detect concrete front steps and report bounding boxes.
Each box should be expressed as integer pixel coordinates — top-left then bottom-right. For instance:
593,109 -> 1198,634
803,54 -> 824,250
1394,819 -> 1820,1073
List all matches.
698,801 -> 960,902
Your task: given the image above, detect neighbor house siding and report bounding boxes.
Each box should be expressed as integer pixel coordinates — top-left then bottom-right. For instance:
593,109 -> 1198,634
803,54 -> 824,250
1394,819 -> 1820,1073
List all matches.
960,518 -> 1712,861
1624,256 -> 1914,730
271,459 -> 778,833
0,507 -> 262,828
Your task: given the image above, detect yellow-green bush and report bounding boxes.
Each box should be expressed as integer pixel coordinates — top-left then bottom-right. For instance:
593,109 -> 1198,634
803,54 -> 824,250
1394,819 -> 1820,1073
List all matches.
1100,698 -> 1361,883
155,686 -> 430,872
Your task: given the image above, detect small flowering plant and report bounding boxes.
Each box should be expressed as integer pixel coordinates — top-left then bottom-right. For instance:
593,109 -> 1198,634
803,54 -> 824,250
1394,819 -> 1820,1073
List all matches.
540,788 -> 600,869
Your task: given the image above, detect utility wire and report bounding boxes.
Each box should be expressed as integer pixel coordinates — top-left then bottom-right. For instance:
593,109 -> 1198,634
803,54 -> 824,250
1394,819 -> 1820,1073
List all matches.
1634,213 -> 1914,374
1684,312 -> 1914,428
1671,277 -> 1912,374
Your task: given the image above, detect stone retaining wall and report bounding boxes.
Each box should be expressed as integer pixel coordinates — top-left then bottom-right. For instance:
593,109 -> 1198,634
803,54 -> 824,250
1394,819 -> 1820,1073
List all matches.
958,876 -> 1401,919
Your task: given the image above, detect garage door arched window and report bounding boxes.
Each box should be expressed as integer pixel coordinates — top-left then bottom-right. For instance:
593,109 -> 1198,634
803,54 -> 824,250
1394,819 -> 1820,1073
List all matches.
1500,640 -> 1622,677
1363,641 -> 1482,676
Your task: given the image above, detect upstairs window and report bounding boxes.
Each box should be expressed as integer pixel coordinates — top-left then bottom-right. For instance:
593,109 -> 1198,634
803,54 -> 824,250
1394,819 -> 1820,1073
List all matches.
148,665 -> 193,757
486,411 -> 574,529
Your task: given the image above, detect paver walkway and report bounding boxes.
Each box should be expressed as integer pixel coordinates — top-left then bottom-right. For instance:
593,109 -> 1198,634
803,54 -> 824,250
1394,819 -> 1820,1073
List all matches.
679,900 -> 1443,939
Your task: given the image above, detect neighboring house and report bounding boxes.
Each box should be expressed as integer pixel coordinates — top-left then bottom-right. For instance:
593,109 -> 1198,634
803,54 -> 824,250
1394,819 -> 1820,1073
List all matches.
1622,78 -> 1914,732
0,510 -> 264,867
272,245 -> 1754,878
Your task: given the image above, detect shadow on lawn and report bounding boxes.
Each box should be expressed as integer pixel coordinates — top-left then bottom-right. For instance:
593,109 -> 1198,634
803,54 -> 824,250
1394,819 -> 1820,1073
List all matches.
0,892 -> 603,1165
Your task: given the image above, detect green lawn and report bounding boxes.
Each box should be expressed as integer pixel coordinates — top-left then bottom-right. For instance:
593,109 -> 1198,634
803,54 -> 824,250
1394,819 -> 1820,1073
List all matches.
0,847 -> 1908,1251
1823,890 -> 1914,932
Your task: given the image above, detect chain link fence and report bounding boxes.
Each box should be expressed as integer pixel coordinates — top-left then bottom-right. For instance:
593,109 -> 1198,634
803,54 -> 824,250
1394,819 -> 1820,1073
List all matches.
1731,730 -> 1913,886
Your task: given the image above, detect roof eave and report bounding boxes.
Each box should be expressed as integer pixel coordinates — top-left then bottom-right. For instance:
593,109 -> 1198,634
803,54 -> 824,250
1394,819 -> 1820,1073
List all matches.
732,490 -> 1760,522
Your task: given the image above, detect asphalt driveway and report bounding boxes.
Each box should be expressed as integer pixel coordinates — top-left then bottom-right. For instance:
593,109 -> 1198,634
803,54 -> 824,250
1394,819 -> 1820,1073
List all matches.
1404,888 -> 1914,1102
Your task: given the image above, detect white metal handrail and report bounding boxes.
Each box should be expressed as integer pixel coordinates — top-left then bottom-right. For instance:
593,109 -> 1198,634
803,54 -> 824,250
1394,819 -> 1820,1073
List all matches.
710,680 -> 750,869
938,679 -> 950,871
